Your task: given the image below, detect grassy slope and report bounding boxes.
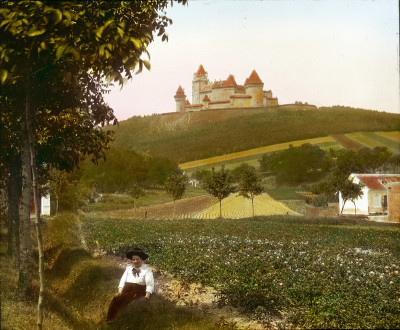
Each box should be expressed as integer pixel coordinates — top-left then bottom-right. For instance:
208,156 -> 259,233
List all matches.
110,107 -> 400,164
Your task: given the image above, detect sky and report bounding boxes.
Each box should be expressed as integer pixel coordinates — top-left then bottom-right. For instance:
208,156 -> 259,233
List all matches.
104,0 -> 400,121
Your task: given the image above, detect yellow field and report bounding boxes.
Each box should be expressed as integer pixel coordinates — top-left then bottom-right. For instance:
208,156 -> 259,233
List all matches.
191,193 -> 300,219
180,136 -> 336,170
376,131 -> 400,142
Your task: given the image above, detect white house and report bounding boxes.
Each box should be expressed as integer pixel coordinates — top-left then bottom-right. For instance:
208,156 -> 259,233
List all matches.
339,173 -> 400,216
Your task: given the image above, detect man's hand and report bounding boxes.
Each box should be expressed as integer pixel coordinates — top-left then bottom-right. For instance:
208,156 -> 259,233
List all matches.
145,292 -> 151,301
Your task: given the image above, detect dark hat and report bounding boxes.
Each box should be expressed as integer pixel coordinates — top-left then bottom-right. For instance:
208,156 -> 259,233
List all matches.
126,248 -> 148,260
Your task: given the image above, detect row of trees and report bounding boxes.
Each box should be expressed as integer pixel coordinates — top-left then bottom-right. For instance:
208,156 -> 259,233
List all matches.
0,1 -> 186,328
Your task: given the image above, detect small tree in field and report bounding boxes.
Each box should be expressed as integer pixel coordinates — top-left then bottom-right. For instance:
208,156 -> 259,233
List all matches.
338,178 -> 364,215
202,166 -> 236,219
237,165 -> 263,217
130,184 -> 145,208
164,172 -> 188,216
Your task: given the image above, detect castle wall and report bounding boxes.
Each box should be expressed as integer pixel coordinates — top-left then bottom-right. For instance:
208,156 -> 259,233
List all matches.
231,97 -> 251,107
192,76 -> 209,104
246,85 -> 264,106
211,87 -> 234,101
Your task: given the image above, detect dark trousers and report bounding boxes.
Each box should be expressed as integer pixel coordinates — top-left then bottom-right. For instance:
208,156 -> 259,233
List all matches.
107,283 -> 146,321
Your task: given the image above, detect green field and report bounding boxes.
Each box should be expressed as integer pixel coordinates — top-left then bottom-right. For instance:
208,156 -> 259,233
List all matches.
82,215 -> 400,329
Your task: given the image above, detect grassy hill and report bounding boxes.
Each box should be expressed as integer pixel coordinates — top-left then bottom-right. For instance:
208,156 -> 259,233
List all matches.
109,106 -> 400,164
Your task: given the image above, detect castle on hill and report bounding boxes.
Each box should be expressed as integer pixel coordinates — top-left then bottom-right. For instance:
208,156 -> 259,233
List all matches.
174,65 -> 279,112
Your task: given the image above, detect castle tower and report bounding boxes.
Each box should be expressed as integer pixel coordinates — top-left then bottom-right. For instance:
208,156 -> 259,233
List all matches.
244,70 -> 264,107
192,65 -> 209,104
174,85 -> 186,112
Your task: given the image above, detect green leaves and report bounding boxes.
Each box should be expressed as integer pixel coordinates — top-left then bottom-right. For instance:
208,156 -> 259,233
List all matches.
0,69 -> 8,84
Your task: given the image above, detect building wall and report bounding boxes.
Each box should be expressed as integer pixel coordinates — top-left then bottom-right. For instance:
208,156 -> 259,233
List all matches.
245,85 -> 264,106
192,76 -> 209,104
388,184 -> 400,222
231,97 -> 251,107
211,87 -> 234,101
208,102 -> 231,110
175,97 -> 186,112
367,190 -> 387,214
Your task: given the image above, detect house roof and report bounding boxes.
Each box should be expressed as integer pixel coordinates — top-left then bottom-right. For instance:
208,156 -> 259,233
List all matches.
194,64 -> 207,77
202,95 -> 210,102
353,174 -> 400,191
244,70 -> 263,85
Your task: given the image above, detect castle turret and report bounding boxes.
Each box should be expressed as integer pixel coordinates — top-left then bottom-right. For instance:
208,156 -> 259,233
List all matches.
174,85 -> 186,112
244,70 -> 264,107
192,65 -> 209,104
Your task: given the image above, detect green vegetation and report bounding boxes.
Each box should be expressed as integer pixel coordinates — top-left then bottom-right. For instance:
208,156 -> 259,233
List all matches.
0,214 -> 229,329
110,107 -> 400,163
82,215 -> 400,329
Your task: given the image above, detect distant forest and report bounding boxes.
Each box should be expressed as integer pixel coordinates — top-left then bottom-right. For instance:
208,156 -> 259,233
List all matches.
110,106 -> 400,164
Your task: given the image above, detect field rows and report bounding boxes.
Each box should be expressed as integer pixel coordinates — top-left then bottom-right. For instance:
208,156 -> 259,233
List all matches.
89,193 -> 299,220
192,193 -> 300,219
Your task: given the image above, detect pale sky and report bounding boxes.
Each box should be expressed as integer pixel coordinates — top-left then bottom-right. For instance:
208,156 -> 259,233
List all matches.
105,0 -> 400,121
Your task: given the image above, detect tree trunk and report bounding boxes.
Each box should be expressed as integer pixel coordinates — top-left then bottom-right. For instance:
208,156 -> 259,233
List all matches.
7,152 -> 22,268
25,74 -> 45,329
19,134 -> 32,292
340,198 -> 347,215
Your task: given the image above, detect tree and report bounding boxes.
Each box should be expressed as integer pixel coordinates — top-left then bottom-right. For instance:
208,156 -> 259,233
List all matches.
0,1 -> 186,328
259,144 -> 331,185
237,165 -> 264,217
202,166 -> 236,219
164,172 -> 188,203
337,177 -> 364,215
164,171 -> 188,216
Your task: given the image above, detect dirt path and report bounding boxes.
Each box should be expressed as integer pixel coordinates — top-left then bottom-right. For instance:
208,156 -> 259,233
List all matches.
103,253 -> 268,329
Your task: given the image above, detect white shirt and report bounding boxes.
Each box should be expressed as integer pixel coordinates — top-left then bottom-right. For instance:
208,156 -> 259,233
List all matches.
118,264 -> 154,294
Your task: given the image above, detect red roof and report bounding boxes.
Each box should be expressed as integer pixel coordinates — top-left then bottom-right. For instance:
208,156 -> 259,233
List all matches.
194,65 -> 207,77
268,97 -> 278,100
209,100 -> 230,104
230,94 -> 251,98
356,174 -> 400,190
202,95 -> 210,102
245,70 -> 263,85
175,85 -> 185,95
224,74 -> 237,87
186,100 -> 191,105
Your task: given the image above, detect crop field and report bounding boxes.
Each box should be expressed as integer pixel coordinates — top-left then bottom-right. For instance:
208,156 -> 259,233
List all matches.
377,131 -> 400,142
88,193 -> 299,220
192,193 -> 299,219
179,131 -> 400,173
180,136 -> 336,171
82,215 -> 400,329
347,132 -> 400,153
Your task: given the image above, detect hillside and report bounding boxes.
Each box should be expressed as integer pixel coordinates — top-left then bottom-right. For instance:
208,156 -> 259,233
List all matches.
109,106 -> 400,164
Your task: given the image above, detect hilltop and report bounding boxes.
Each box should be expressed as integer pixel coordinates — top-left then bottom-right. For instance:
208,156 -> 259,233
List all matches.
109,106 -> 400,164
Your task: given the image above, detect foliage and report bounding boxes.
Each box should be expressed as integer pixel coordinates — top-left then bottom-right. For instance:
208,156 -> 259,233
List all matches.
201,166 -> 236,218
164,171 -> 188,202
109,107 -> 400,164
80,146 -> 180,192
82,215 -> 400,329
259,143 -> 332,185
236,164 -> 263,216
